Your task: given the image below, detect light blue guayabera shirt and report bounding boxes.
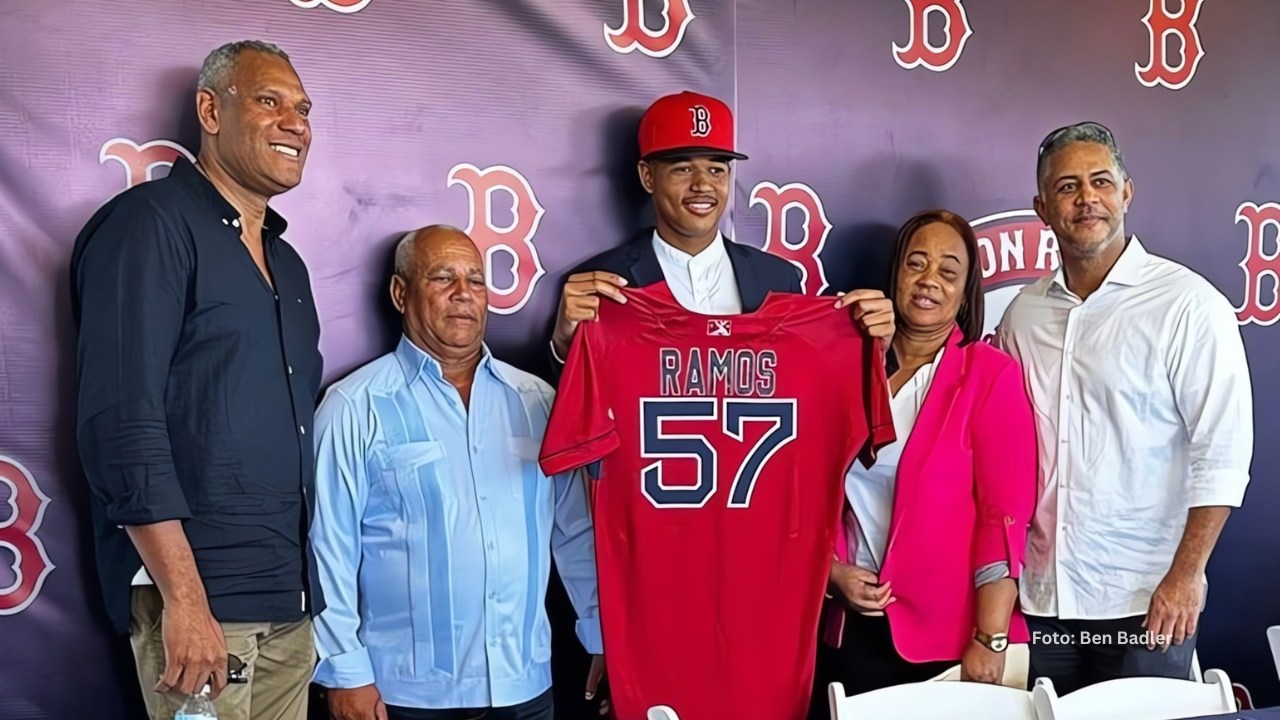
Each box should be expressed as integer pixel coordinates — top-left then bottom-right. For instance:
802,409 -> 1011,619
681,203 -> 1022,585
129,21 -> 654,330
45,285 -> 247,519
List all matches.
310,336 -> 602,709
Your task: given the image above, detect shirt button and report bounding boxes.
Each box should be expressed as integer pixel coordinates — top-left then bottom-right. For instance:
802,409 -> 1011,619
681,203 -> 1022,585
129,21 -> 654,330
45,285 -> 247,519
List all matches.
288,366 -> 294,375
488,542 -> 495,551
232,218 -> 241,228
479,495 -> 487,502
221,218 -> 229,226
299,425 -> 306,435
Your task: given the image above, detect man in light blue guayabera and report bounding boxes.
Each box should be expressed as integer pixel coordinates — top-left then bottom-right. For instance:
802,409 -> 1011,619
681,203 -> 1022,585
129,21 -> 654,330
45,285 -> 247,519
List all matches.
310,225 -> 605,720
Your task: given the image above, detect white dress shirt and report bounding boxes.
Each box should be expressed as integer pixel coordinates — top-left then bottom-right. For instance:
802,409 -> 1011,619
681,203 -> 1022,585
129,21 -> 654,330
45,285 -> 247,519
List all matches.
996,237 -> 1253,620
650,231 -> 742,315
844,347 -> 944,572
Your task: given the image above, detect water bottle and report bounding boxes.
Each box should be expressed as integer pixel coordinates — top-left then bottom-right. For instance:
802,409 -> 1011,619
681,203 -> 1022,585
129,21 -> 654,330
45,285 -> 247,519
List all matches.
174,684 -> 217,719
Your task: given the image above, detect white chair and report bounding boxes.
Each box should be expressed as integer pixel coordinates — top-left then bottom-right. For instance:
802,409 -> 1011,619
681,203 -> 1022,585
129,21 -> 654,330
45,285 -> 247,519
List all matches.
1267,625 -> 1280,682
647,705 -> 679,720
829,680 -> 1035,720
1031,669 -> 1236,720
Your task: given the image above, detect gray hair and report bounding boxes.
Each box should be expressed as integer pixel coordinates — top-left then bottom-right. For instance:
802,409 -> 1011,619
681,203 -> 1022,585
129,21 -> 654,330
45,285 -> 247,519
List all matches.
197,40 -> 290,93
1036,122 -> 1130,193
394,225 -> 468,278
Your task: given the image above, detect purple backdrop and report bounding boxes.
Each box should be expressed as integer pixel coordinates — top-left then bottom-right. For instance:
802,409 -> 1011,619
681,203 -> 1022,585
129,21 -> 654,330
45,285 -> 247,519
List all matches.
1,1 -> 1277,717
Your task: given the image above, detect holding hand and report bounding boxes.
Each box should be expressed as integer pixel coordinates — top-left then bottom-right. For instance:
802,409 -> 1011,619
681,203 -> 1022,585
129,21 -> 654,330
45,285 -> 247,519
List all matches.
156,601 -> 228,699
830,561 -> 895,612
552,272 -> 629,359
834,289 -> 896,346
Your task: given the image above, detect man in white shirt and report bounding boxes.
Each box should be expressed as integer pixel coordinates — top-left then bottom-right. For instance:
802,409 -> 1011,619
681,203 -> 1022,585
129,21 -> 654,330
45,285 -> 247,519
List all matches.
548,90 -> 894,366
997,122 -> 1253,693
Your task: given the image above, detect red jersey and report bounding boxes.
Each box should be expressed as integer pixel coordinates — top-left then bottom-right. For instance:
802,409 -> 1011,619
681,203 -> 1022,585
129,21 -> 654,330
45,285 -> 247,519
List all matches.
539,282 -> 893,720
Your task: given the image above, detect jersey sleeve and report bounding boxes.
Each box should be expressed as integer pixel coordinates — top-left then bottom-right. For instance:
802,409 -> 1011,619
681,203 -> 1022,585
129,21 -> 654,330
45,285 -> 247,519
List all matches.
856,337 -> 896,467
539,319 -> 620,476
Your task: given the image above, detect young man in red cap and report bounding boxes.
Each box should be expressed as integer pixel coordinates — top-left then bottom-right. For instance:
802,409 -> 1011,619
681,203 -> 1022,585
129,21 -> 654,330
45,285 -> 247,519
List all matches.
549,90 -> 893,364
544,91 -> 895,718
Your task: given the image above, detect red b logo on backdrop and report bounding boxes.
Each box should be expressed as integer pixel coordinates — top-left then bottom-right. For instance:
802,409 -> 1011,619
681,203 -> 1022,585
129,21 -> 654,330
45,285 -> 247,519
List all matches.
289,0 -> 372,13
100,138 -> 194,189
0,456 -> 54,615
748,182 -> 832,295
1234,202 -> 1280,326
1136,0 -> 1206,90
447,164 -> 547,315
604,0 -> 696,58
893,0 -> 974,72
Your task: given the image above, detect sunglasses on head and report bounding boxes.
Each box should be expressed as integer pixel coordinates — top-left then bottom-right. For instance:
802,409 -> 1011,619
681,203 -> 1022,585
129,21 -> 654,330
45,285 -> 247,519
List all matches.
1037,121 -> 1116,157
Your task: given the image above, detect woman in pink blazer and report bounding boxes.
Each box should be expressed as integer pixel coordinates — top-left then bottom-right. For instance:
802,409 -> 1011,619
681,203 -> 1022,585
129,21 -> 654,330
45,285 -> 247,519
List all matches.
811,209 -> 1038,712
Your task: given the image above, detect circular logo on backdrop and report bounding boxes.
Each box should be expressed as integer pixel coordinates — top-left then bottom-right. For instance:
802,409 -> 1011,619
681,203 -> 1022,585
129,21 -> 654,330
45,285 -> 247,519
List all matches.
970,210 -> 1061,341
289,0 -> 372,12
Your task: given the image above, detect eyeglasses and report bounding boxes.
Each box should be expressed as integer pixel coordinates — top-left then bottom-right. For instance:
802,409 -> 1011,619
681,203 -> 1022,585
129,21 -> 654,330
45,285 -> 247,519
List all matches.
1037,121 -> 1116,157
228,654 -> 248,684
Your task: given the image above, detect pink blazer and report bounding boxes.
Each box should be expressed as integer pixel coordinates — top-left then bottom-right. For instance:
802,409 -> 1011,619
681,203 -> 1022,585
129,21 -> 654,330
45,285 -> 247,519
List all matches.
822,326 -> 1038,663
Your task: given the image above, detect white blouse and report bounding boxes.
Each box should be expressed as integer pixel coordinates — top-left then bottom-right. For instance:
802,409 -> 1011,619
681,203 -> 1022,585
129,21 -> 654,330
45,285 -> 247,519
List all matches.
843,346 -> 944,573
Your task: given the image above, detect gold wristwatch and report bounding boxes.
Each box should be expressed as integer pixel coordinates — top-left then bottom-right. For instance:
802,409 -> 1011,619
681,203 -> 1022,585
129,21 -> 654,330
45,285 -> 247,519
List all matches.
973,629 -> 1009,653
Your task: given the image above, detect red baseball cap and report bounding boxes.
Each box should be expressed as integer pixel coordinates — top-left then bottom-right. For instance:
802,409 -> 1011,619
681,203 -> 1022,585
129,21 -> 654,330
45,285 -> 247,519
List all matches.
637,91 -> 748,161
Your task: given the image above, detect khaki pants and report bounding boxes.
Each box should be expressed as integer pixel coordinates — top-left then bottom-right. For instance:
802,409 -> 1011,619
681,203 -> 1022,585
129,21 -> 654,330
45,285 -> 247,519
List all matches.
130,586 -> 314,720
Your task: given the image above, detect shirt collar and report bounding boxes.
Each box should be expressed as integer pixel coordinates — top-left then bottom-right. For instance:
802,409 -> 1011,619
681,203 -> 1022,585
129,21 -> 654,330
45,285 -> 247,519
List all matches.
1103,235 -> 1149,286
651,230 -> 729,269
168,156 -> 290,238
1048,234 -> 1149,295
394,334 -> 504,387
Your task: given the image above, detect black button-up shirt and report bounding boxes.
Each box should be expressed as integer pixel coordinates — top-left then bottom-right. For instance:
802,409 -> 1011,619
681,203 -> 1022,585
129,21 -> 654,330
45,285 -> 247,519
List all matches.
70,157 -> 324,634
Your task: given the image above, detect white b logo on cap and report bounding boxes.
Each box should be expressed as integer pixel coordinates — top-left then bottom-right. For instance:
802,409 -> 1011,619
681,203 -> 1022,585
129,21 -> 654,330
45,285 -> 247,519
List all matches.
689,105 -> 712,137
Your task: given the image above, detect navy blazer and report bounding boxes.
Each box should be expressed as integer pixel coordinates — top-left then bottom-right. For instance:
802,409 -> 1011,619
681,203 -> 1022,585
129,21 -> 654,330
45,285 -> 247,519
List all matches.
568,229 -> 802,311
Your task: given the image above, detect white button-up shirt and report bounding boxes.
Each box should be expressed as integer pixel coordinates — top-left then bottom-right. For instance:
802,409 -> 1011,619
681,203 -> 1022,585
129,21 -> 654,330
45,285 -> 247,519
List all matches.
651,231 -> 742,315
997,237 -> 1253,620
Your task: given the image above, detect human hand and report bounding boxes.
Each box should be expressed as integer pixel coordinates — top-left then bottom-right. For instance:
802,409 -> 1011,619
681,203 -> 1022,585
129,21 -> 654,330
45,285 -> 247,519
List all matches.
834,289 -> 895,346
552,272 -> 629,359
830,561 -> 895,612
327,684 -> 388,720
1143,567 -> 1204,651
155,601 -> 228,699
960,639 -> 1005,684
585,654 -> 609,716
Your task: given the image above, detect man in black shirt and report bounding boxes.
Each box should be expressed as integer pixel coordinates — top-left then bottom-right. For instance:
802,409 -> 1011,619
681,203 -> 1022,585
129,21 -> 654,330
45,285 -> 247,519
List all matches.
70,40 -> 322,720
